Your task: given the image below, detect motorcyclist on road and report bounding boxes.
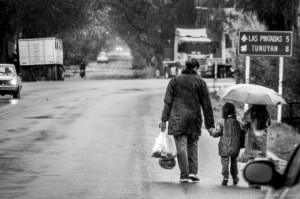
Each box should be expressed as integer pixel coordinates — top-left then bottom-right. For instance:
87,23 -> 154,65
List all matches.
79,61 -> 86,71
79,61 -> 86,78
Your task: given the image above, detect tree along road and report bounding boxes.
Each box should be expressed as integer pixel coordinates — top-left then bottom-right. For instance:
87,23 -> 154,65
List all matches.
0,79 -> 266,199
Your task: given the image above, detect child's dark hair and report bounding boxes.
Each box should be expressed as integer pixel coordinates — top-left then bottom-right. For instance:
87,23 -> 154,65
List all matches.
250,104 -> 270,130
222,102 -> 236,119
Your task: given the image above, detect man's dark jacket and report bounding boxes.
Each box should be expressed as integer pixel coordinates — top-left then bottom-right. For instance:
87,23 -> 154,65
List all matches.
161,69 -> 215,140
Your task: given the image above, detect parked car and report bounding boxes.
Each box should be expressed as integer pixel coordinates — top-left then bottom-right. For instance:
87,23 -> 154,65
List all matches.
243,144 -> 300,199
97,52 -> 109,63
0,64 -> 22,99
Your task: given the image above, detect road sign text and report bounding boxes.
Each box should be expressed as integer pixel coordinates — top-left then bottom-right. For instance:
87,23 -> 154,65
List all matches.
238,31 -> 293,57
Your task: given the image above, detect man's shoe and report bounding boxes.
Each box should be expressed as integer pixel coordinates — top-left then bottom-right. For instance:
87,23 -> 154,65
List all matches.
222,179 -> 228,186
189,174 -> 200,182
233,176 -> 239,185
179,179 -> 189,183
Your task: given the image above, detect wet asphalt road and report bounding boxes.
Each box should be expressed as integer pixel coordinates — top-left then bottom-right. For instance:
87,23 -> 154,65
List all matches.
0,78 -> 266,199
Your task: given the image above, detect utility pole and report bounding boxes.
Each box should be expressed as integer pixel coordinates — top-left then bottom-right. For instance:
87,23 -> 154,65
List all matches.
298,0 -> 300,40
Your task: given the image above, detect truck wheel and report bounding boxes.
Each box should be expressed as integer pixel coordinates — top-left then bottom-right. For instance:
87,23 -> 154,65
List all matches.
13,88 -> 20,99
23,68 -> 32,82
46,67 -> 52,81
28,68 -> 34,81
22,68 -> 28,81
51,66 -> 58,81
57,66 -> 64,81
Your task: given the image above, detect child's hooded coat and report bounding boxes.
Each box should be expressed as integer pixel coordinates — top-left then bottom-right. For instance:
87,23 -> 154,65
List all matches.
211,114 -> 242,157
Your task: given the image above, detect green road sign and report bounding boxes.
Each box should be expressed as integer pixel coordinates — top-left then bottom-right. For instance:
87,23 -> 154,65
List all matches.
238,31 -> 293,57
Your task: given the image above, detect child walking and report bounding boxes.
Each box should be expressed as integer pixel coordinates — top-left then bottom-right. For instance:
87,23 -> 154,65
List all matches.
209,102 -> 242,186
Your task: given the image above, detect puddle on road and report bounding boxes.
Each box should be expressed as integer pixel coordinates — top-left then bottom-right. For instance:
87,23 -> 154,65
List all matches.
32,130 -> 65,142
6,127 -> 28,134
0,155 -> 26,173
33,130 -> 51,142
120,88 -> 144,92
0,99 -> 12,105
53,105 -> 67,109
0,129 -> 62,195
89,88 -> 99,91
0,99 -> 22,106
111,88 -> 146,95
69,113 -> 82,118
26,115 -> 53,119
0,138 -> 11,143
0,154 -> 39,197
62,90 -> 77,94
25,115 -> 62,119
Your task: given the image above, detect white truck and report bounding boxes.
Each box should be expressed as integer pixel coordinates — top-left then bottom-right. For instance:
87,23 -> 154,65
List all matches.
18,37 -> 64,81
163,28 -> 233,78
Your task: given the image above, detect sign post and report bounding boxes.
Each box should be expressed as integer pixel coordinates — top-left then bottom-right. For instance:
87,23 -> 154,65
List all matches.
238,31 -> 293,122
278,57 -> 284,123
244,56 -> 250,112
213,62 -> 218,92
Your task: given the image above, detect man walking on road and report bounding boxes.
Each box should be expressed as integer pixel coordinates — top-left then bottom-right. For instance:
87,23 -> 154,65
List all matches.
159,58 -> 215,183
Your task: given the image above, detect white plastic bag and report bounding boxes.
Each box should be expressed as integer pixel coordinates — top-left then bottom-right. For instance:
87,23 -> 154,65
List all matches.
163,132 -> 177,160
151,131 -> 177,160
151,132 -> 164,158
236,148 -> 251,163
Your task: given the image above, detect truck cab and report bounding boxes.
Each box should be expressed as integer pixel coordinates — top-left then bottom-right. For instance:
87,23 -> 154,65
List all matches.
163,28 -> 233,78
163,28 -> 216,78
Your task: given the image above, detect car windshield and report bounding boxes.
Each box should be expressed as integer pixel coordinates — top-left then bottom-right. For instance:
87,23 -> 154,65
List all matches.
0,66 -> 15,76
178,42 -> 211,54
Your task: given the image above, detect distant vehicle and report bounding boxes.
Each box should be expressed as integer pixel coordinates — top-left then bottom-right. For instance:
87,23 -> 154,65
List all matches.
79,62 -> 86,78
0,64 -> 22,99
97,52 -> 109,63
18,37 -> 64,81
107,51 -> 133,61
243,143 -> 300,199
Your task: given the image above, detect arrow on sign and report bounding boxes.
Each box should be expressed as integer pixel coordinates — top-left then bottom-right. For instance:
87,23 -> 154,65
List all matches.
241,35 -> 248,42
241,45 -> 247,52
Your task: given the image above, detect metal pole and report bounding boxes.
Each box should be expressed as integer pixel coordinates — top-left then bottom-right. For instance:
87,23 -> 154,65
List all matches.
214,63 -> 217,92
244,56 -> 250,112
277,57 -> 284,123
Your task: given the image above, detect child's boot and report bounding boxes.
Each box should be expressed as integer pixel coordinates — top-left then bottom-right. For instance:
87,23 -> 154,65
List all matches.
233,176 -> 239,185
222,178 -> 228,186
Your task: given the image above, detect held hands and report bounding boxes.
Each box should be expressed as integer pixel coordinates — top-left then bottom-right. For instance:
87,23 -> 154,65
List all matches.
208,128 -> 215,136
159,121 -> 166,132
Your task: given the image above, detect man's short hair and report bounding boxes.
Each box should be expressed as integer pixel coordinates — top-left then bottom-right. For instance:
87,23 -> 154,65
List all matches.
185,58 -> 199,69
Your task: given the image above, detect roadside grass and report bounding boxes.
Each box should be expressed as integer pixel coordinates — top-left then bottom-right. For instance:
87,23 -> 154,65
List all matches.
267,123 -> 300,160
210,92 -> 300,161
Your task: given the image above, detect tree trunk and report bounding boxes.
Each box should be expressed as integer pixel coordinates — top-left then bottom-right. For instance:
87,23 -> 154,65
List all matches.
0,13 -> 9,63
297,0 -> 300,41
0,28 -> 8,63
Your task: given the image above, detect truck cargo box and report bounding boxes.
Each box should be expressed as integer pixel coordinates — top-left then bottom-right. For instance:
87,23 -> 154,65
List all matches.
18,37 -> 63,66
